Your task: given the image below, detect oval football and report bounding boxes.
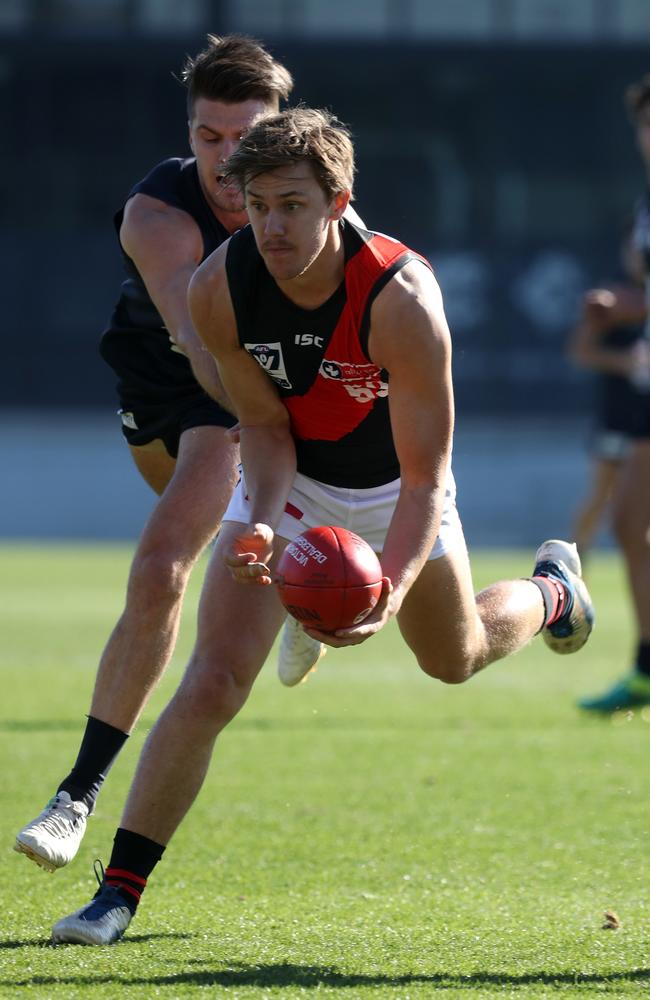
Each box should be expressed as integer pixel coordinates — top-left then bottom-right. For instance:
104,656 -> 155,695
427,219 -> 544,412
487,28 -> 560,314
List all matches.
275,525 -> 383,631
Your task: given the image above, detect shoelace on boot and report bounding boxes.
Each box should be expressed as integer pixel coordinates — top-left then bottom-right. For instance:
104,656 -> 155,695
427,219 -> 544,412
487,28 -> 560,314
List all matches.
36,796 -> 86,837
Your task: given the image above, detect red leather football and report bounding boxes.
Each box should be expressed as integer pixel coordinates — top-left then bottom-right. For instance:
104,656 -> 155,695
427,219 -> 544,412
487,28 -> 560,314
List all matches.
275,526 -> 384,632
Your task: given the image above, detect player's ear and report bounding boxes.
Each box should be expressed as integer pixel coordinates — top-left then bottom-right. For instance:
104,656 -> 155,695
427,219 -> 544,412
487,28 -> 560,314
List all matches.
329,190 -> 350,221
188,122 -> 196,155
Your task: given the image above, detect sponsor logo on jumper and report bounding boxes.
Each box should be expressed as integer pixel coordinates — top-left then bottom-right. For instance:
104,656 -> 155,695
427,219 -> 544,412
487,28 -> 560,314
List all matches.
245,341 -> 292,389
319,359 -> 388,403
294,333 -> 324,347
286,537 -> 329,567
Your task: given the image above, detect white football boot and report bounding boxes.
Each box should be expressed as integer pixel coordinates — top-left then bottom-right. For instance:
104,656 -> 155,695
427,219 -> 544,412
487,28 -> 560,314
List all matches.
52,883 -> 132,945
533,539 -> 595,654
14,791 -> 88,872
277,616 -> 327,687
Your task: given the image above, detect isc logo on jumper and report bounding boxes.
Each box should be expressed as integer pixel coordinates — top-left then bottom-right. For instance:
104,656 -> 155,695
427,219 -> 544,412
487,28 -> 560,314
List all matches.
245,341 -> 292,389
294,333 -> 324,347
319,359 -> 388,404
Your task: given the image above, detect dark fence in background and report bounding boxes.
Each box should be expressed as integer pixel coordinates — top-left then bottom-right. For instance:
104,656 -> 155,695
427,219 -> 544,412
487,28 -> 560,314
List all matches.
1,35 -> 648,415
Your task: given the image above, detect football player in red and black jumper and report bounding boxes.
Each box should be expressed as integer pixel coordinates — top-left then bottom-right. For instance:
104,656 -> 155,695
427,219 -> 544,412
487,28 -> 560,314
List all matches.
52,107 -> 594,945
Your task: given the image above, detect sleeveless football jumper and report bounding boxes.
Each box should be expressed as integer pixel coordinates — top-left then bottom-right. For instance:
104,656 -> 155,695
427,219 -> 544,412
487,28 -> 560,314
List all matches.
226,219 -> 431,489
100,157 -> 236,456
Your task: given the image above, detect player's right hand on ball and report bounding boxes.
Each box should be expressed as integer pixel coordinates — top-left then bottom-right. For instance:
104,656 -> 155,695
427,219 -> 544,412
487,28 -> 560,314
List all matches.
307,576 -> 394,647
224,523 -> 274,585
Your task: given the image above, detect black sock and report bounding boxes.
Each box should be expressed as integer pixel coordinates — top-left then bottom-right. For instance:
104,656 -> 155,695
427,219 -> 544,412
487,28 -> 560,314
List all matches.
58,716 -> 129,813
636,641 -> 650,677
104,827 -> 166,913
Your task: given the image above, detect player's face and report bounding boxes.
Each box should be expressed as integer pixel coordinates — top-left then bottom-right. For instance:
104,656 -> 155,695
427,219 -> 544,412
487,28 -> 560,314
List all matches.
189,98 -> 273,222
635,104 -> 650,170
245,162 -> 349,282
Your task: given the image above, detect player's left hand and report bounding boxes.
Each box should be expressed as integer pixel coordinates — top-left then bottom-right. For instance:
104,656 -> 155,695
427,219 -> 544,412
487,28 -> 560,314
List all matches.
305,577 -> 394,647
224,523 -> 274,585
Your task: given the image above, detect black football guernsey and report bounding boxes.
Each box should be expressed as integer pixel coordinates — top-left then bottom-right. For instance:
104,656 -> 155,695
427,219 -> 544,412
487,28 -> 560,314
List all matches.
226,219 -> 431,488
100,157 -> 231,400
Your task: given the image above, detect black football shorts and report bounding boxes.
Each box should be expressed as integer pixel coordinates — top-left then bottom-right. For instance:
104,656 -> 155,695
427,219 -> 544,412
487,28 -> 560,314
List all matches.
100,327 -> 236,459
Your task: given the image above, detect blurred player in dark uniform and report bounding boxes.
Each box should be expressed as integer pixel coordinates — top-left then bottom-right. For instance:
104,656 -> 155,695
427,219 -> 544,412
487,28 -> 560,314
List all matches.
50,108 -> 593,945
580,75 -> 650,712
14,35 -> 326,874
568,240 -> 647,564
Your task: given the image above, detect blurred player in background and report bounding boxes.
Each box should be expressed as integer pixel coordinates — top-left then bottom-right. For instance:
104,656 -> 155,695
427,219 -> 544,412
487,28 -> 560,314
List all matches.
50,108 -> 594,945
579,74 -> 650,713
14,34 -> 327,875
568,234 -> 646,564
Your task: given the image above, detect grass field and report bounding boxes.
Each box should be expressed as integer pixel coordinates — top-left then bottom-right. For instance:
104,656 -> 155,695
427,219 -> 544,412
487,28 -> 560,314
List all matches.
0,544 -> 648,999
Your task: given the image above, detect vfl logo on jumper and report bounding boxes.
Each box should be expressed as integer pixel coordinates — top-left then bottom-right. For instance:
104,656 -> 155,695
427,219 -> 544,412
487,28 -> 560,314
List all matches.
319,360 -> 388,404
245,342 -> 292,389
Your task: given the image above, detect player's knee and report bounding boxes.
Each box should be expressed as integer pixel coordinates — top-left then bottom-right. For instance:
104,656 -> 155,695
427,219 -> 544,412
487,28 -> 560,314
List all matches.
180,661 -> 250,725
128,547 -> 190,606
416,651 -> 473,685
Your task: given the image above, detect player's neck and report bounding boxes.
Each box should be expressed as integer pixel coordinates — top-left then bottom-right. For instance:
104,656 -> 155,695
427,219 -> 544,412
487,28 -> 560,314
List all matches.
212,205 -> 250,235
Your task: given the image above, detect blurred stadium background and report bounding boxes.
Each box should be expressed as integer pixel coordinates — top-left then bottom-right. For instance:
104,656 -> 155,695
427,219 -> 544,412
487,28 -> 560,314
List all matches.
2,0 -> 649,544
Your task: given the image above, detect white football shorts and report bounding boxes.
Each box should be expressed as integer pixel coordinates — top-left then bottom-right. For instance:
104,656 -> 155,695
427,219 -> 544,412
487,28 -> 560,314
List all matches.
222,468 -> 464,561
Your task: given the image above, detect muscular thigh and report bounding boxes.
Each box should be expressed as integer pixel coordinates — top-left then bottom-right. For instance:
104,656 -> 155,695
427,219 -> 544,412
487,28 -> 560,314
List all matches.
135,425 -> 239,561
396,539 -> 482,669
193,522 -> 289,685
129,441 -> 177,495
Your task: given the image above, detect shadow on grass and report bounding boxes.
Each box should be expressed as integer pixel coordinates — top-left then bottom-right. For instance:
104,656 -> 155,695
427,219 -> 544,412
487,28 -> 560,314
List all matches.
2,961 -> 650,991
0,716 -> 556,736
0,716 -> 402,743
0,720 -> 83,733
0,932 -> 193,950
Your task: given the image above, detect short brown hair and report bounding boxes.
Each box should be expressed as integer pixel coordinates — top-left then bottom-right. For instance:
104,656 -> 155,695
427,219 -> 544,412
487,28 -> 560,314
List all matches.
225,107 -> 355,201
625,73 -> 650,120
181,34 -> 293,117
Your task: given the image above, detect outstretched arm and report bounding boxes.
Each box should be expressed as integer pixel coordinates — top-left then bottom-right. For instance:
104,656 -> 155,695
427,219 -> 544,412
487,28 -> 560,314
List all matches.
188,244 -> 297,580
312,260 -> 454,646
371,261 -> 454,613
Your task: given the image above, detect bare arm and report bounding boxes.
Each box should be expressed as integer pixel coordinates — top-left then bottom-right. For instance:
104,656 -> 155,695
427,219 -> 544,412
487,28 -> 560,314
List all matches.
120,193 -> 231,407
188,245 -> 297,579
371,262 -> 454,611
313,261 -> 453,645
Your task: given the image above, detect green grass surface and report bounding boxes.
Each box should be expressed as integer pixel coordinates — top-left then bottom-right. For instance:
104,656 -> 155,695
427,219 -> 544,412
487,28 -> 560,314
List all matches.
0,544 -> 648,998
